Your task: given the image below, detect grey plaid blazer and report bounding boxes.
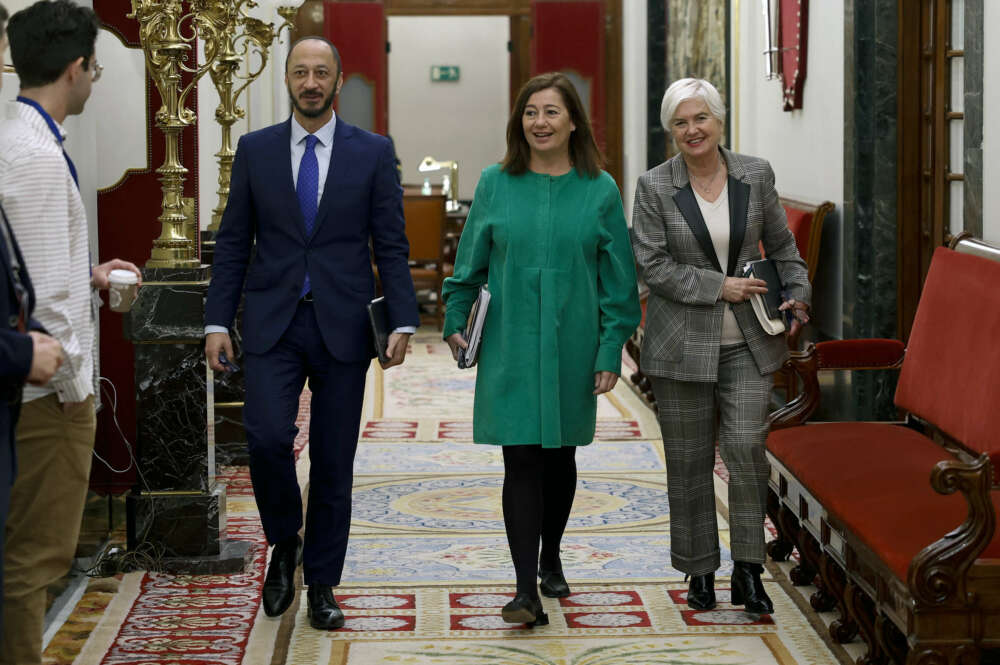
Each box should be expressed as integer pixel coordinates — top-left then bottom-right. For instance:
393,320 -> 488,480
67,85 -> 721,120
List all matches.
631,147 -> 810,381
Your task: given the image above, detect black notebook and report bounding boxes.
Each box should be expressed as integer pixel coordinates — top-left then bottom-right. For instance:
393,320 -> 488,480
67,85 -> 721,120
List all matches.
368,297 -> 390,363
742,259 -> 789,335
458,286 -> 491,369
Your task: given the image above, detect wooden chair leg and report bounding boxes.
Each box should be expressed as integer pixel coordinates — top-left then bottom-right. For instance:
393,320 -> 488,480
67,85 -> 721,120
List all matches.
766,489 -> 795,562
875,615 -> 909,665
818,553 -> 857,643
845,581 -> 889,665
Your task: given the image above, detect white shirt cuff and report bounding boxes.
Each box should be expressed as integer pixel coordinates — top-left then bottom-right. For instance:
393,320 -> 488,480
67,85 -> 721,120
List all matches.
205,325 -> 229,335
392,326 -> 416,335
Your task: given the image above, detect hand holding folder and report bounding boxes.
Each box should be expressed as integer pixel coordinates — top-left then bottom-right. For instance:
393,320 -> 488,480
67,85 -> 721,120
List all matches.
457,285 -> 490,369
741,259 -> 793,335
368,297 -> 391,363
368,297 -> 412,368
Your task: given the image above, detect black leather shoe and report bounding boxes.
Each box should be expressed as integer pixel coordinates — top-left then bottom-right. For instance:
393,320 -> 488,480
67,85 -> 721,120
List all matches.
501,593 -> 548,627
307,585 -> 345,630
262,535 -> 301,617
731,561 -> 774,615
685,573 -> 717,610
538,569 -> 571,598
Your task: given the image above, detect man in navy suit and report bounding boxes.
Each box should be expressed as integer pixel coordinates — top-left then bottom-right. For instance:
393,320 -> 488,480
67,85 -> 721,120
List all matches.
204,36 -> 419,630
0,2 -> 64,635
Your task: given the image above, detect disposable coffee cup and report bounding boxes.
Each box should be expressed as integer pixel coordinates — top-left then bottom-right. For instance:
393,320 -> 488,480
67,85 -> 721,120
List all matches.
108,269 -> 139,313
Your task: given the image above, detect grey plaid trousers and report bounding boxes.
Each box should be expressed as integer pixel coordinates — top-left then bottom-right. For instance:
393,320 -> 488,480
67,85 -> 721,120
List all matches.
650,343 -> 773,575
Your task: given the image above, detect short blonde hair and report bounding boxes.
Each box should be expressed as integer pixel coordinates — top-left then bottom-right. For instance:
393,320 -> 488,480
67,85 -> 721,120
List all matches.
660,78 -> 726,131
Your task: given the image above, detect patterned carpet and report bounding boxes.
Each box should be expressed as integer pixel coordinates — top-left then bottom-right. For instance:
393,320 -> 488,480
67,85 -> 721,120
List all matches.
41,332 -> 839,665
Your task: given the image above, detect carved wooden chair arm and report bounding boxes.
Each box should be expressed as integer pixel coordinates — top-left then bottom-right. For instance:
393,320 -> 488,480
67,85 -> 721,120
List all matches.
813,338 -> 906,370
769,339 -> 906,429
907,453 -> 997,608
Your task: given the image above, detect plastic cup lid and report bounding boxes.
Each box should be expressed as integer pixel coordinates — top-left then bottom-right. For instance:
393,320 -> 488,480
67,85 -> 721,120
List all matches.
109,269 -> 139,284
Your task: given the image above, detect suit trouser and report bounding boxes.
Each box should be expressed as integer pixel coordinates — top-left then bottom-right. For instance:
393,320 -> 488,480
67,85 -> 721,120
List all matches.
1,394 -> 95,665
650,343 -> 772,576
0,429 -> 11,637
243,300 -> 368,587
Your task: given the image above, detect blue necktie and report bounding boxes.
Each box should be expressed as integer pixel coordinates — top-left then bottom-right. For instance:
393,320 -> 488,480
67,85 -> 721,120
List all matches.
297,134 -> 319,298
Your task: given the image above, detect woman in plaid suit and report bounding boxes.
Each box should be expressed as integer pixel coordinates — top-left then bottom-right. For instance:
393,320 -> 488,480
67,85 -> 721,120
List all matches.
631,78 -> 811,615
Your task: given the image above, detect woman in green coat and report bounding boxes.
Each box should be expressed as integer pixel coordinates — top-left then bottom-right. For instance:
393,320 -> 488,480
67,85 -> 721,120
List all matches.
442,72 -> 641,627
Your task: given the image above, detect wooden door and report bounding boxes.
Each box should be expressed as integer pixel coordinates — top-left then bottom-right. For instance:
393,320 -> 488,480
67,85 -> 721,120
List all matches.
324,2 -> 389,135
897,0 -> 964,340
530,0 -> 607,155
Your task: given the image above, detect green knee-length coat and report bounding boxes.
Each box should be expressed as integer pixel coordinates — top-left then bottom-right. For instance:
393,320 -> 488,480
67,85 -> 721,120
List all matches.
442,165 -> 642,448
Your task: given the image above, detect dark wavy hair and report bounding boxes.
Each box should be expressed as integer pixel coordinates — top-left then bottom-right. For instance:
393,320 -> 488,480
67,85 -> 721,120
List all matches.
0,3 -> 8,34
501,72 -> 604,178
8,0 -> 99,88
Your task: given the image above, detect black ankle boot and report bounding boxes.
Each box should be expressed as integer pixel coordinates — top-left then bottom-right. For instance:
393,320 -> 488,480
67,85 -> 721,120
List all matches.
685,573 -> 716,610
538,569 -> 570,598
501,592 -> 549,627
730,561 -> 774,615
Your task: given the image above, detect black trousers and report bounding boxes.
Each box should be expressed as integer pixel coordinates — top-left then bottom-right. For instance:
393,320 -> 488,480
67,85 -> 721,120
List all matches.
501,445 -> 578,597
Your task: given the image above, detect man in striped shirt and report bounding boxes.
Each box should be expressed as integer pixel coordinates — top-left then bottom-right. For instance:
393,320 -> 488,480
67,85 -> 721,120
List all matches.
0,2 -> 141,663
0,0 -> 66,639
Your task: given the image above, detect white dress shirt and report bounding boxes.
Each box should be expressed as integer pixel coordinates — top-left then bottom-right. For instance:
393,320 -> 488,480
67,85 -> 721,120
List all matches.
206,112 -> 415,337
0,101 -> 95,402
290,113 -> 335,206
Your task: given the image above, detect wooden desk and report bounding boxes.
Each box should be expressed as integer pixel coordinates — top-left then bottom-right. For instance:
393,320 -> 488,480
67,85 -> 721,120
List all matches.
402,184 -> 468,265
400,186 -> 448,327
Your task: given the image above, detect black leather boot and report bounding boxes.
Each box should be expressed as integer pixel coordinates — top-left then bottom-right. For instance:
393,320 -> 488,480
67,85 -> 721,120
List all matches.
685,573 -> 716,610
501,592 -> 549,627
730,561 -> 774,614
538,569 -> 571,598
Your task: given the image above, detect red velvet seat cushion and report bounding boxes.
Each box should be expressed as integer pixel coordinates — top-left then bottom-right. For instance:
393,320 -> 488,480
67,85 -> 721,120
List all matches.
767,422 -> 1000,581
782,205 -> 812,262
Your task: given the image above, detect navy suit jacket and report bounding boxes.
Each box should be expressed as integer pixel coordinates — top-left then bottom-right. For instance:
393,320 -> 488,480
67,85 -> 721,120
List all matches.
0,205 -> 39,481
205,117 -> 419,361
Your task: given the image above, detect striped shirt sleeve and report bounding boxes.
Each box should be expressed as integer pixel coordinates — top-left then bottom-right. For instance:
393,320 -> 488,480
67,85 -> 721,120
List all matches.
0,149 -> 91,402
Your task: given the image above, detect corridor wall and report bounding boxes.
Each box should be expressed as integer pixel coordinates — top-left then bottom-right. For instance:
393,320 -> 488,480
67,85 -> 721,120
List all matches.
732,0 -> 845,340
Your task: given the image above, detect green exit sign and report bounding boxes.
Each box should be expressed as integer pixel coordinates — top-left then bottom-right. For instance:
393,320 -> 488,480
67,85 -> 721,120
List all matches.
431,65 -> 460,82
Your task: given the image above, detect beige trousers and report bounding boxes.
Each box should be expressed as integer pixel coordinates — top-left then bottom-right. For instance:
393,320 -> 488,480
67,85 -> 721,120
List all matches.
1,394 -> 95,665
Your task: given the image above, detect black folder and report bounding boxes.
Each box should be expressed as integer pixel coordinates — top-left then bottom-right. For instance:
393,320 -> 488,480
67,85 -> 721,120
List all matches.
458,286 -> 490,369
368,297 -> 390,363
742,259 -> 790,335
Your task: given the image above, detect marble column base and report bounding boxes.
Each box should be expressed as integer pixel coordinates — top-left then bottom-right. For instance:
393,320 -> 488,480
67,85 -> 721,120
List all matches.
157,539 -> 253,575
126,483 -> 248,573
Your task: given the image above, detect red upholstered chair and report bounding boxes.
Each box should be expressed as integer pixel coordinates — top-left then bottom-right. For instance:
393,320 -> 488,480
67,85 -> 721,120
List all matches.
781,197 -> 832,284
765,236 -> 1000,664
769,198 -> 833,399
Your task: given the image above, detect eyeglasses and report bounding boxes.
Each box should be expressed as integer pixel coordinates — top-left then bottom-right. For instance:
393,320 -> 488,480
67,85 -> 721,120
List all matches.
91,61 -> 103,83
